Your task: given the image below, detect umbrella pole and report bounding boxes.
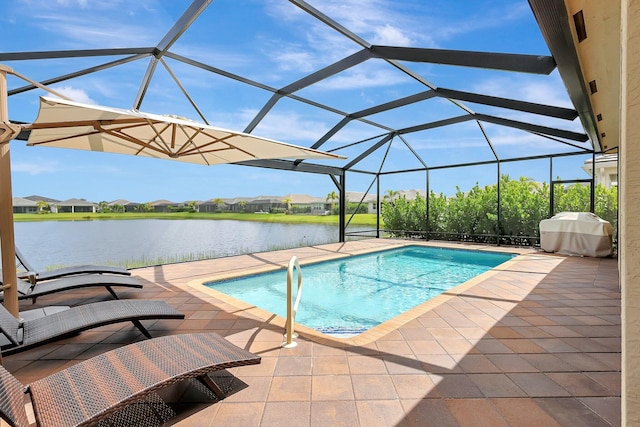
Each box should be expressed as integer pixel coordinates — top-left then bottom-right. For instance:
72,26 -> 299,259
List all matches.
0,65 -> 19,318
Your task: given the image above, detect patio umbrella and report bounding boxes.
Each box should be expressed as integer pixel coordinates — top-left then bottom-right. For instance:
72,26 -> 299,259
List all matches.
0,77 -> 344,317
25,97 -> 345,165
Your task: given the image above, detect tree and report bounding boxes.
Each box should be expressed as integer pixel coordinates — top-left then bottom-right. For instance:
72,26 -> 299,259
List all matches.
213,198 -> 224,212
383,189 -> 399,202
326,191 -> 338,211
380,175 -> 618,246
96,201 -> 110,213
136,202 -> 153,213
239,200 -> 247,213
185,201 -> 199,213
36,200 -> 50,214
282,197 -> 292,214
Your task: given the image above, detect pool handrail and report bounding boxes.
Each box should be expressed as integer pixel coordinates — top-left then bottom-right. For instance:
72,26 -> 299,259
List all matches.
283,256 -> 302,348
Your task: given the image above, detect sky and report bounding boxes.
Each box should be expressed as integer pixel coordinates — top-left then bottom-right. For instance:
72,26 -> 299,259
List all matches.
0,0 -> 594,203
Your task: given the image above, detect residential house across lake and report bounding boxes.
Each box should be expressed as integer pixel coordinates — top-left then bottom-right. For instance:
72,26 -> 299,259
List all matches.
11,192 -> 408,215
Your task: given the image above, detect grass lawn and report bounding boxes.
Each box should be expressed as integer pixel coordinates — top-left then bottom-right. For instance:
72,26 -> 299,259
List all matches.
14,212 -> 381,227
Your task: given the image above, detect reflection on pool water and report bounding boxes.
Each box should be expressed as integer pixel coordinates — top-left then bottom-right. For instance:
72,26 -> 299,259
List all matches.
207,246 -> 514,336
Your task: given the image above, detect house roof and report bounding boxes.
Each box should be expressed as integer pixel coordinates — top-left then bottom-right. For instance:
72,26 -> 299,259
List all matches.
58,198 -> 97,206
23,195 -> 59,203
530,0 -> 620,154
346,191 -> 378,203
284,194 -> 325,204
12,197 -> 37,207
109,199 -> 139,206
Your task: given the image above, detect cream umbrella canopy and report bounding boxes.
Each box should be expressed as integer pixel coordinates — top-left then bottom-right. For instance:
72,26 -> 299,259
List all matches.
0,68 -> 344,318
26,97 -> 345,165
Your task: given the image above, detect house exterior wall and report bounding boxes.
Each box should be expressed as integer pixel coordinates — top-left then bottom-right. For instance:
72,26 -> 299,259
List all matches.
583,156 -> 619,188
58,204 -> 95,213
621,1 -> 640,424
13,206 -> 37,213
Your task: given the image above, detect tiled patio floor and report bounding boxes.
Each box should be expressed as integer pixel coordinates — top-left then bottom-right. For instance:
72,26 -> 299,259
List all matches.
1,239 -> 620,426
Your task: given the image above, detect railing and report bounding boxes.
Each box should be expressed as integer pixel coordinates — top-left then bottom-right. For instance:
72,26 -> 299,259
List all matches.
283,256 -> 303,348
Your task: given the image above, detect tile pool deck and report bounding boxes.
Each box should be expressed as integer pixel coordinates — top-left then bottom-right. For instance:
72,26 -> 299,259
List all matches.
1,239 -> 620,426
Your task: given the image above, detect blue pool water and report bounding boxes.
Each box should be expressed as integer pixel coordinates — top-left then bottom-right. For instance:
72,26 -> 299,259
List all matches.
207,246 -> 514,336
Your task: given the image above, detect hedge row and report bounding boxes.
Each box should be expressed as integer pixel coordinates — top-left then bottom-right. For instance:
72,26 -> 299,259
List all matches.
381,175 -> 618,246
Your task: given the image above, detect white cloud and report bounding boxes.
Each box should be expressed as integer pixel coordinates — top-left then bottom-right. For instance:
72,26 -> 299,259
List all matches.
13,159 -> 60,175
469,71 -> 575,112
316,67 -> 410,90
53,0 -> 89,8
16,0 -> 164,47
373,25 -> 412,45
241,109 -> 330,143
34,14 -> 157,46
50,86 -> 96,104
273,50 -> 318,73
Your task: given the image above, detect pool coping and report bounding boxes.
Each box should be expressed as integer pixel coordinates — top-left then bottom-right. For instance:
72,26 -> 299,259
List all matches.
188,240 -> 537,348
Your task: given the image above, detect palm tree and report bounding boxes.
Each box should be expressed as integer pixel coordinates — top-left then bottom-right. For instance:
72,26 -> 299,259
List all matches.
326,191 -> 338,210
185,201 -> 199,212
384,189 -> 399,202
136,202 -> 153,212
111,203 -> 124,213
36,200 -> 50,213
282,197 -> 292,213
97,201 -> 110,213
213,198 -> 224,212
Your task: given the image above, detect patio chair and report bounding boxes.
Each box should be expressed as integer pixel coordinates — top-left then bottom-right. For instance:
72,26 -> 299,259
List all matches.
15,246 -> 131,282
0,333 -> 261,427
0,299 -> 185,355
0,274 -> 143,303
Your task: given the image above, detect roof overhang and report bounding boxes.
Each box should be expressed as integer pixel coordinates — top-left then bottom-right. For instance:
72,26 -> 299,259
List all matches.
529,0 -> 621,153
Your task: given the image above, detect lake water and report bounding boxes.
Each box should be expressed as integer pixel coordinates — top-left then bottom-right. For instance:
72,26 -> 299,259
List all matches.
14,219 -> 371,269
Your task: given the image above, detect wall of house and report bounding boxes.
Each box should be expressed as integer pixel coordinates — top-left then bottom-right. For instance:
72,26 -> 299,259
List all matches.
13,206 -> 37,214
58,205 -> 95,213
620,1 -> 640,424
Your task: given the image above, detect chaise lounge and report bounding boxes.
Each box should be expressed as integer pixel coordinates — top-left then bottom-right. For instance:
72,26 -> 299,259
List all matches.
0,299 -> 185,355
0,274 -> 143,303
0,333 -> 261,427
15,246 -> 131,282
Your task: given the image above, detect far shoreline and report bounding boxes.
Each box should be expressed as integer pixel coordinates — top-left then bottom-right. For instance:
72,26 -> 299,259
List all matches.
13,212 -> 380,227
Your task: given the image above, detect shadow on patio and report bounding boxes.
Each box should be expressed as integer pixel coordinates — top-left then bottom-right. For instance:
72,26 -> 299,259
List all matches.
1,242 -> 620,427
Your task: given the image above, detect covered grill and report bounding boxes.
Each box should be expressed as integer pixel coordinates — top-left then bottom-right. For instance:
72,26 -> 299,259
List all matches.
539,212 -> 613,257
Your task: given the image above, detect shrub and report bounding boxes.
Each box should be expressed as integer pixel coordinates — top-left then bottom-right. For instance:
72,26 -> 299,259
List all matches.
381,175 -> 618,246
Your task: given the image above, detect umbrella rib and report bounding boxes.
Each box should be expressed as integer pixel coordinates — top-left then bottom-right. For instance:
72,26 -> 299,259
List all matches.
27,111 -> 326,163
172,125 -> 222,165
98,126 -> 172,156
27,122 -> 169,157
174,125 -> 205,155
26,128 -> 104,146
143,120 -> 175,154
179,128 -> 256,159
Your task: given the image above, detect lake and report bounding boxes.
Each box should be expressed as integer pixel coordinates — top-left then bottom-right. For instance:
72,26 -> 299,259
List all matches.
14,219 -> 372,269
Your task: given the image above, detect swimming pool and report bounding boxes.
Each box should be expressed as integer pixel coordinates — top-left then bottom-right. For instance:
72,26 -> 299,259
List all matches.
206,245 -> 514,336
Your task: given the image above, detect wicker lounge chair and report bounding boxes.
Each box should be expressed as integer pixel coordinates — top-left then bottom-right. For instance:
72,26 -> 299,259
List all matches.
0,299 -> 184,355
15,246 -> 131,282
0,333 -> 261,427
0,274 -> 143,303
